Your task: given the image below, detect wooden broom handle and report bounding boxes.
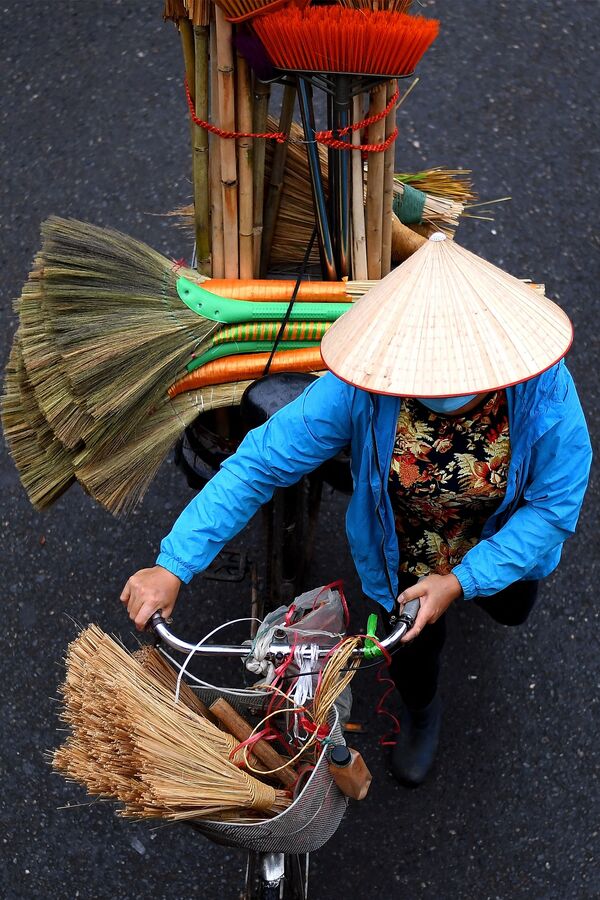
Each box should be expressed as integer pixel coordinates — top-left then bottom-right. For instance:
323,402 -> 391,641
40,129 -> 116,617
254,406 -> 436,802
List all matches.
391,214 -> 427,262
209,697 -> 297,787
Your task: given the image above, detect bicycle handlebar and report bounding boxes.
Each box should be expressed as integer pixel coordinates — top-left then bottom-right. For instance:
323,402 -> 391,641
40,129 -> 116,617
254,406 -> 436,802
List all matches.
149,597 -> 420,660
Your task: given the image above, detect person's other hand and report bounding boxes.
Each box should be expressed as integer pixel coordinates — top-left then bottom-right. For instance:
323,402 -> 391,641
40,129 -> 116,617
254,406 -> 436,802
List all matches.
120,565 -> 182,631
397,573 -> 463,643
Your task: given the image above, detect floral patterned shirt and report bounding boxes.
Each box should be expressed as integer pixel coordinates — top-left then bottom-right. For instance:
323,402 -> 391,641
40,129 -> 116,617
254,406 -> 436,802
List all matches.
388,391 -> 511,577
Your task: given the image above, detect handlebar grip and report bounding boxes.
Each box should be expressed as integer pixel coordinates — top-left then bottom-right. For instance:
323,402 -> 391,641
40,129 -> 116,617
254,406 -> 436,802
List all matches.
397,597 -> 420,629
149,612 -> 167,631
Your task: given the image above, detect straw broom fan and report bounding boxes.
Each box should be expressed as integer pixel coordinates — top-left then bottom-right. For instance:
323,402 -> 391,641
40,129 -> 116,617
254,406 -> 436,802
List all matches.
1,217 -> 374,515
52,625 -> 293,821
53,623 -> 364,822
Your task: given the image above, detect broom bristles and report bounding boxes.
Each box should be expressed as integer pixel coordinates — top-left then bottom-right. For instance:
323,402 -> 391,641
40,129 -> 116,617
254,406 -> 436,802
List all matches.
53,626 -> 291,821
253,7 -> 439,76
1,337 -> 75,508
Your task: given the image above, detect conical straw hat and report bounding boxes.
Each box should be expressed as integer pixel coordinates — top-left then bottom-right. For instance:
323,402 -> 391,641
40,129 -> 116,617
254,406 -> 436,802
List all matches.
320,233 -> 573,396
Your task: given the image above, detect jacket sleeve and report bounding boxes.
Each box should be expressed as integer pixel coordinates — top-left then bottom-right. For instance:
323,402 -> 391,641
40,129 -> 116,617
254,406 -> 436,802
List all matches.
156,373 -> 353,582
452,374 -> 593,599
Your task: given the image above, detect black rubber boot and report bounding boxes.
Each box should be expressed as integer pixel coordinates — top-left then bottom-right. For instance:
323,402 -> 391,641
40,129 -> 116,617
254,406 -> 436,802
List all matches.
391,692 -> 442,788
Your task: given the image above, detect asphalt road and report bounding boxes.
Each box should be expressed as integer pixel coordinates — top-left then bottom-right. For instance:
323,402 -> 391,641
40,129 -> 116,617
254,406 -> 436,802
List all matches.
1,2 -> 599,899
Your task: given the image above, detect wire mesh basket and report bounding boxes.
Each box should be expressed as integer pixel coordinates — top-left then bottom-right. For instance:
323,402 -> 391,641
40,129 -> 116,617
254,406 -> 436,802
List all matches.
189,685 -> 348,854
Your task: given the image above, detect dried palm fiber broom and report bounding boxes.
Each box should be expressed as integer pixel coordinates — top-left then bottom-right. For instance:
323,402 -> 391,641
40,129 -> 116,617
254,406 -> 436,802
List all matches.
252,8 -> 439,76
14,246 -> 93,449
73,379 -> 254,516
53,625 -> 292,819
2,337 -> 75,508
25,217 -> 344,450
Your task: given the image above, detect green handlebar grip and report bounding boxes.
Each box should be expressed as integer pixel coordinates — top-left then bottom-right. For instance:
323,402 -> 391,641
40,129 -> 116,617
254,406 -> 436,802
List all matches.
186,340 -> 319,373
177,277 -> 350,324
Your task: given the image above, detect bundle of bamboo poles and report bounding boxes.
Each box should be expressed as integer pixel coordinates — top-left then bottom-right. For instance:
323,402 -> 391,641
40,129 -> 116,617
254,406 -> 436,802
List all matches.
171,136 -> 482,274
52,625 -> 294,821
164,0 -> 283,278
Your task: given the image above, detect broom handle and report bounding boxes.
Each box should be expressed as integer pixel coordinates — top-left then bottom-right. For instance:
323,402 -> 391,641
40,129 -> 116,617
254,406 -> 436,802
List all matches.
351,94 -> 368,280
252,79 -> 271,276
193,24 -> 211,274
331,74 -> 352,279
391,214 -> 427,262
296,77 -> 337,282
365,83 -> 386,280
381,79 -> 397,277
236,46 -> 254,279
209,21 -> 225,277
215,6 -> 239,278
259,82 -> 296,278
209,698 -> 297,787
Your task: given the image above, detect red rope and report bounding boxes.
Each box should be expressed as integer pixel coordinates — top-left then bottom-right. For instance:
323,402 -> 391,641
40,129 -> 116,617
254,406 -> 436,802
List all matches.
185,77 -> 287,143
315,87 -> 400,153
184,78 -> 398,152
375,663 -> 401,747
316,128 -> 398,153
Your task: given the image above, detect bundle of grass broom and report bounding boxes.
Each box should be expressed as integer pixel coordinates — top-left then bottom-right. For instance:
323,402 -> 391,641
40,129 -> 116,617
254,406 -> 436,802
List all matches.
1,216 -> 386,516
52,623 -> 362,822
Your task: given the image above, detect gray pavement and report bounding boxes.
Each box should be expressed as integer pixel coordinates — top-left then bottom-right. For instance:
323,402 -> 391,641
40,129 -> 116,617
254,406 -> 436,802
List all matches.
1,2 -> 599,898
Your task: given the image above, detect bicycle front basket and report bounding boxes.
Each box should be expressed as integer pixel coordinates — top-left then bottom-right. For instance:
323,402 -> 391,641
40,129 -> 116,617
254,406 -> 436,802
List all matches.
188,686 -> 348,854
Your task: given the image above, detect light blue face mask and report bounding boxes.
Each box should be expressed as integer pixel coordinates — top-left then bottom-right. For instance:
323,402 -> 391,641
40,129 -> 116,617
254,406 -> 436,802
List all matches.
417,394 -> 478,414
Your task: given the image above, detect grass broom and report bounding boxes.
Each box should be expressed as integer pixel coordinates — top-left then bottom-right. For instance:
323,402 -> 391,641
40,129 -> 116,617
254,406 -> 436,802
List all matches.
2,336 -> 75,508
53,625 -> 292,818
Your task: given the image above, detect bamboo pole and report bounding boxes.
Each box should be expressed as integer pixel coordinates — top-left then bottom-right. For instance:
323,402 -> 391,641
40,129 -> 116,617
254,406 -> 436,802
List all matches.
209,21 -> 225,277
365,83 -> 387,279
236,49 -> 254,279
252,79 -> 271,275
381,79 -> 397,277
351,94 -> 368,280
215,6 -> 238,278
193,24 -> 211,273
259,83 -> 296,277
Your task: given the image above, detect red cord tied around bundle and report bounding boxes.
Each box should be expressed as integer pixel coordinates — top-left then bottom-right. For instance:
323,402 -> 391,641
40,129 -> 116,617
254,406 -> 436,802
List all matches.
184,77 -> 288,143
184,78 -> 398,152
315,87 -> 400,153
298,716 -> 331,744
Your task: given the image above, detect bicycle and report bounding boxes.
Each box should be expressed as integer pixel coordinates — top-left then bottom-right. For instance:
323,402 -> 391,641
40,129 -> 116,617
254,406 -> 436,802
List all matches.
147,595 -> 420,899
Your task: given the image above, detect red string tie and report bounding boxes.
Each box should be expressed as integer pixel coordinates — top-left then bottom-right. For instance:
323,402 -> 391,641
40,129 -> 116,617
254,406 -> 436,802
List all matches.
184,77 -> 287,143
171,257 -> 187,274
298,716 -> 330,742
315,87 -> 400,153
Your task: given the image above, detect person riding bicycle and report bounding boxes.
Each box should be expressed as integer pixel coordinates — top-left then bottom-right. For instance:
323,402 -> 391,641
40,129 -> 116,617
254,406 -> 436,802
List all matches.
122,235 -> 592,787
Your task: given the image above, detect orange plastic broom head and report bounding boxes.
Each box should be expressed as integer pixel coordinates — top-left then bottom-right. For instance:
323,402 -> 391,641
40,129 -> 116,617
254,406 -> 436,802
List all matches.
252,7 -> 440,76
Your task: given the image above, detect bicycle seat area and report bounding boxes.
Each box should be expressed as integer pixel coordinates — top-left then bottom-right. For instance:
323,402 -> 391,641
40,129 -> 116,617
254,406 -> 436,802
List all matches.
240,372 -> 318,429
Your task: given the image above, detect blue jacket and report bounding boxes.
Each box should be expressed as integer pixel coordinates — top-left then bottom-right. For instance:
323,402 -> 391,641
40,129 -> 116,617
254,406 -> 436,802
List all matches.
157,361 -> 592,612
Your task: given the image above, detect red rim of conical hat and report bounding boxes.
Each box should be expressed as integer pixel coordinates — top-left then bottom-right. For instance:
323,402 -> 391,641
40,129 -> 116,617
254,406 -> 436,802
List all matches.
320,233 -> 573,397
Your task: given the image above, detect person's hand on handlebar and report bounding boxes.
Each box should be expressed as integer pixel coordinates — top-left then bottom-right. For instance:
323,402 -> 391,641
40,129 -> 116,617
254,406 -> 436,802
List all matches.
120,565 -> 182,631
397,573 -> 462,643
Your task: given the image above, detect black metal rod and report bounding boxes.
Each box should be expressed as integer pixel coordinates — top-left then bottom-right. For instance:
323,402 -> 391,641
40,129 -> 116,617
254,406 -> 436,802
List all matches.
332,74 -> 352,278
296,77 -> 337,281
